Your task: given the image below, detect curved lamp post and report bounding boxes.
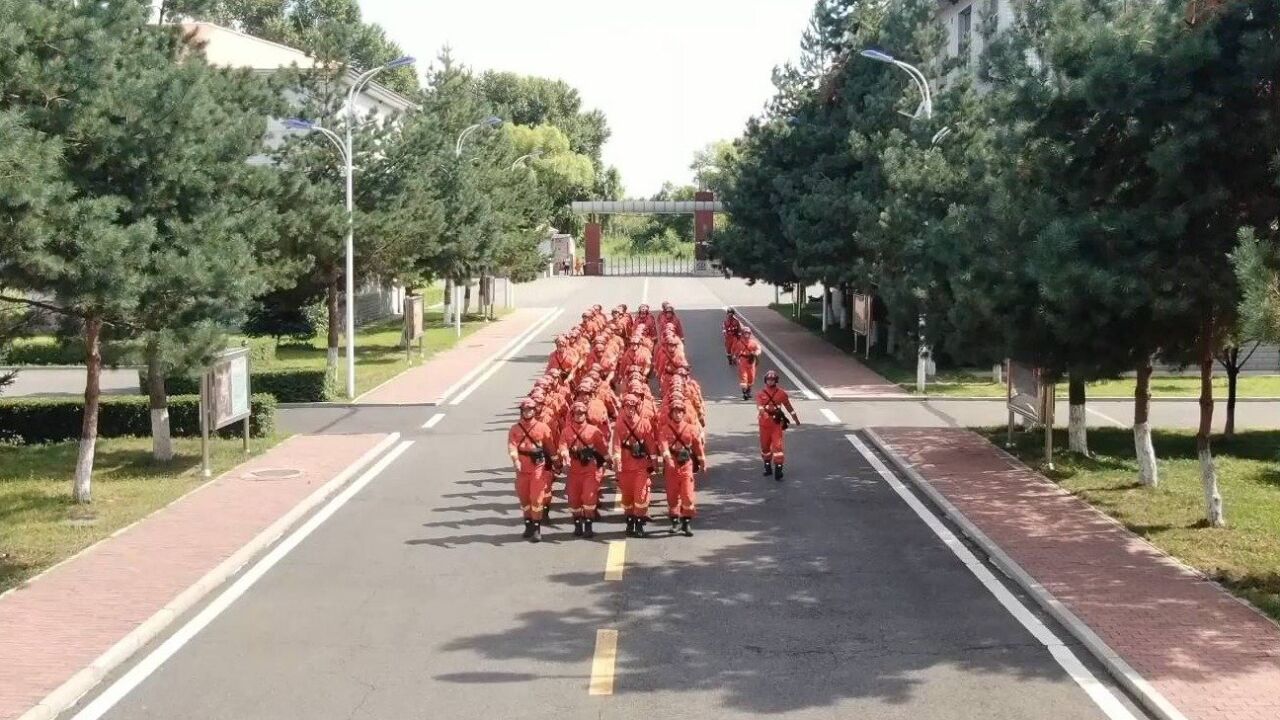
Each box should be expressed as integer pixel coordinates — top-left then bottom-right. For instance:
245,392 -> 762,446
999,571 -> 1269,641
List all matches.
511,149 -> 544,170
287,55 -> 415,399
445,116 -> 503,336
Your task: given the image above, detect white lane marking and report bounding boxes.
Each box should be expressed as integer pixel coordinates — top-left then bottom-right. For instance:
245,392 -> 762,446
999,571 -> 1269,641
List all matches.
421,413 -> 445,430
845,434 -> 1138,720
450,308 -> 567,406
1086,406 -> 1127,428
729,307 -> 819,401
71,440 -> 416,720
820,408 -> 841,424
435,307 -> 560,405
641,277 -> 649,305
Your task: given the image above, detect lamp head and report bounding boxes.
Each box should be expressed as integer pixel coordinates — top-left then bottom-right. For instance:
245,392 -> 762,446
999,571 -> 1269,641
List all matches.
385,56 -> 416,69
482,115 -> 503,128
283,118 -> 314,130
860,49 -> 896,63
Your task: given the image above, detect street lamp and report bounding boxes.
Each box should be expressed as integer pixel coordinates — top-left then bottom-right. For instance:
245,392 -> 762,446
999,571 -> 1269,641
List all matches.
455,115 -> 503,157
860,48 -> 933,120
862,48 -> 939,392
511,149 -> 544,170
287,55 -> 416,400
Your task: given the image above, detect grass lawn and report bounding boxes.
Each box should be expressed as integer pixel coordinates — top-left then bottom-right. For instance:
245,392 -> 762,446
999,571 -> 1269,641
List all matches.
769,304 -> 1280,398
988,427 -> 1280,622
0,434 -> 280,593
264,309 -> 494,397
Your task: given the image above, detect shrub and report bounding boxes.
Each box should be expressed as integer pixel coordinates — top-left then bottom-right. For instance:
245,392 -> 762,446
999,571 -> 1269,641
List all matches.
139,368 -> 329,403
0,393 -> 276,445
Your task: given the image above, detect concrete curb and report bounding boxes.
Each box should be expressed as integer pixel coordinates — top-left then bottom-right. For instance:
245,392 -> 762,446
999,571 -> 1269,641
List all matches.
861,429 -> 1189,720
16,433 -> 403,720
727,306 -> 830,401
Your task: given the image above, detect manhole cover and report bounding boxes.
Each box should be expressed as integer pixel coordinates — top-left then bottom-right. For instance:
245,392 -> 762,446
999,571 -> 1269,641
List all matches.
248,468 -> 304,481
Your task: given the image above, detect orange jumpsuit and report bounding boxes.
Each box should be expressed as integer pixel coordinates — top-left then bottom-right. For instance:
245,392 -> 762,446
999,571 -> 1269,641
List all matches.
723,316 -> 742,356
537,404 -> 562,508
559,421 -> 610,518
508,420 -> 555,520
660,311 -> 684,338
547,347 -> 579,383
735,337 -> 762,390
659,419 -> 705,519
613,415 -> 656,519
757,386 -> 795,465
634,311 -> 658,339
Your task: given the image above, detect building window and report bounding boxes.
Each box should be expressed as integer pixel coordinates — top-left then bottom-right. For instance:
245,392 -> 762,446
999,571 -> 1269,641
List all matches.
986,0 -> 1000,35
958,5 -> 973,63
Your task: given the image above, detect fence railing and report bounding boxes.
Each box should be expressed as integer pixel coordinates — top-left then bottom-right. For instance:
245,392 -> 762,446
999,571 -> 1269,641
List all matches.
594,256 -> 698,276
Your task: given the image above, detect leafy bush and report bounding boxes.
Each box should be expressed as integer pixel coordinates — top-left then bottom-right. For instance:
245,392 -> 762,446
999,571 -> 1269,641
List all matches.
140,368 -> 330,403
0,393 -> 276,444
4,336 -> 134,366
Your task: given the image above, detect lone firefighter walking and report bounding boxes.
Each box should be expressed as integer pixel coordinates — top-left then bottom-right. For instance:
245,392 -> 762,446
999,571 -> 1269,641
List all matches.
757,370 -> 799,481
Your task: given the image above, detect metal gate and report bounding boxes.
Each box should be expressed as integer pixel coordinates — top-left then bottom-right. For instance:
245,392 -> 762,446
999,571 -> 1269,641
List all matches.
591,255 -> 716,277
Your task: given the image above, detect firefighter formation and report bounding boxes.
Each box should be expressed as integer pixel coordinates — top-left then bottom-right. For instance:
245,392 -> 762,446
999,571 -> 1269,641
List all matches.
507,302 -> 706,543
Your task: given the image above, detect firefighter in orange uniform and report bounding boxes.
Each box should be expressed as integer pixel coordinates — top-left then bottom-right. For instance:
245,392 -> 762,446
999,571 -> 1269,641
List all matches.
634,304 -> 659,339
722,308 -> 742,365
559,402 -> 611,538
658,399 -> 706,537
508,398 -> 556,542
756,370 -> 799,480
734,327 -> 762,400
547,335 -> 580,384
659,302 -> 684,338
612,394 -> 657,537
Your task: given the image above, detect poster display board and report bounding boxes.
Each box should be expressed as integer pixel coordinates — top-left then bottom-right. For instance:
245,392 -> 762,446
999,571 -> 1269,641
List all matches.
851,293 -> 872,359
1005,360 -> 1057,469
201,348 -> 251,477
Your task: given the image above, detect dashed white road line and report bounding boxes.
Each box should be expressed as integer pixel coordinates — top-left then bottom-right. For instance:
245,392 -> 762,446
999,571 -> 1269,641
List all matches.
845,434 -> 1139,720
641,277 -> 649,305
71,440 -> 416,720
820,408 -> 841,424
435,307 -> 561,405
421,412 -> 446,430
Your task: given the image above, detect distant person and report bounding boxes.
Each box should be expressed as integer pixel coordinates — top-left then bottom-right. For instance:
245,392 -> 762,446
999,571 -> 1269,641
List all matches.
756,370 -> 799,481
722,308 -> 742,365
733,327 -> 762,400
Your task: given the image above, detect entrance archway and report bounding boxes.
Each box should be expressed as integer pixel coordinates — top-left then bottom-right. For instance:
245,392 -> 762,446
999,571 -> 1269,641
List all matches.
569,192 -> 723,276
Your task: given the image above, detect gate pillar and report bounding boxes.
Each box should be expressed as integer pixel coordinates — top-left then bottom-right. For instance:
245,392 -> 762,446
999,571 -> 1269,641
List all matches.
585,222 -> 603,276
694,191 -> 714,262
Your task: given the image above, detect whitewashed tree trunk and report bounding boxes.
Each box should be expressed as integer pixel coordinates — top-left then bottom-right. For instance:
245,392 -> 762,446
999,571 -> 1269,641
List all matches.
1134,422 -> 1158,487
1134,361 -> 1158,487
1198,446 -> 1225,527
73,318 -> 104,503
147,347 -> 173,462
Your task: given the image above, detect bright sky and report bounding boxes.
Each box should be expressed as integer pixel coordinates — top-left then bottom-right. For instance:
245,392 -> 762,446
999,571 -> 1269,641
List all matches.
359,0 -> 815,197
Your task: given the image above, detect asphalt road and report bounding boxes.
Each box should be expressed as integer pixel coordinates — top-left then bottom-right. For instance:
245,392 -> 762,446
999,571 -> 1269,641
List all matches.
61,276 -> 1150,720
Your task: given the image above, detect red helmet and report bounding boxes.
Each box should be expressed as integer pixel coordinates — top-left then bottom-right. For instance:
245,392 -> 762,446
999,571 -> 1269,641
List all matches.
623,394 -> 641,407
668,399 -> 686,412
765,369 -> 780,382
520,398 -> 537,411
592,304 -> 603,313
675,366 -> 691,377
638,304 -> 650,313
741,327 -> 753,336
571,402 -> 588,415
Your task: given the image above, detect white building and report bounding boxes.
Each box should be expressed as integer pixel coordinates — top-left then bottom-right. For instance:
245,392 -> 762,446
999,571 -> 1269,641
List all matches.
934,0 -> 1016,69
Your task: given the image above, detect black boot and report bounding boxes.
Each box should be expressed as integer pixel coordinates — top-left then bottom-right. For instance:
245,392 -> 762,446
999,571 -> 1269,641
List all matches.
624,516 -> 636,537
530,521 -> 542,543
774,463 -> 785,482
573,518 -> 584,537
680,517 -> 693,537
583,518 -> 595,539
670,517 -> 680,533
763,461 -> 773,476
742,387 -> 750,400
634,518 -> 647,538
522,519 -> 535,539
727,354 -> 734,365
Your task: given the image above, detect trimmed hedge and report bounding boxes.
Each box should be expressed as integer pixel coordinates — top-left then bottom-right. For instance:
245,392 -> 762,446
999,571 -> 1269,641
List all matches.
141,368 -> 330,403
0,393 -> 276,445
5,337 -> 131,366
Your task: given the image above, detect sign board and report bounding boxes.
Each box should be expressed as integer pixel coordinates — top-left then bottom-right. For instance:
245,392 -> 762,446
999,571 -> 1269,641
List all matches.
851,294 -> 872,337
404,295 -> 424,341
1007,361 -> 1054,425
207,348 -> 250,430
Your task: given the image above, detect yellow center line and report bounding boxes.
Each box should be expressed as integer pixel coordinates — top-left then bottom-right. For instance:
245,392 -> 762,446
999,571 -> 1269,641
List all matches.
589,629 -> 619,696
604,540 -> 626,581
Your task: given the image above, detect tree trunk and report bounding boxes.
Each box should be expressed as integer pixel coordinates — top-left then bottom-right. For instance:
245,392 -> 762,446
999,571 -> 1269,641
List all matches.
463,279 -> 472,316
1225,347 -> 1239,439
146,342 -> 173,462
73,318 -> 103,503
442,277 -> 453,324
1196,333 -> 1225,527
1134,360 -> 1159,487
325,276 -> 340,377
1068,373 -> 1089,457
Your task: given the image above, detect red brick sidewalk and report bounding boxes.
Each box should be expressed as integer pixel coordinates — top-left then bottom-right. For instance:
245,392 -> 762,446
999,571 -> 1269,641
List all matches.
733,304 -> 907,398
0,433 -> 393,720
872,427 -> 1280,720
356,308 -> 553,405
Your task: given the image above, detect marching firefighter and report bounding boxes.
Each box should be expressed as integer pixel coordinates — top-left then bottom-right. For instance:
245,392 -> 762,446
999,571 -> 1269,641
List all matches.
659,398 -> 706,537
722,308 -> 742,365
757,370 -> 800,481
734,326 -> 762,400
612,394 -> 657,537
559,402 -> 611,538
508,398 -> 556,542
659,302 -> 684,338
